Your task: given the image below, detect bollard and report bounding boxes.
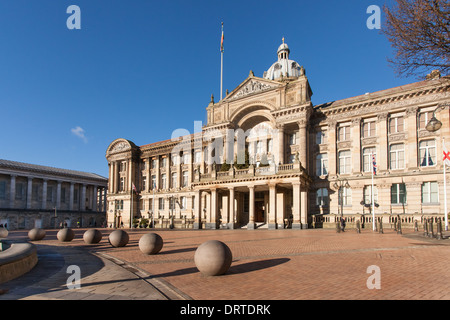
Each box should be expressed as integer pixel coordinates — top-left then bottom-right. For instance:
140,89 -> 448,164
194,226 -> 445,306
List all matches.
423,220 -> 428,237
436,218 -> 443,240
356,220 -> 361,234
429,219 -> 434,238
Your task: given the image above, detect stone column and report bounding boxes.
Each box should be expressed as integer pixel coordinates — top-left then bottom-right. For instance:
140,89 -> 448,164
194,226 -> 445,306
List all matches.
377,113 -> 388,172
26,177 -> 33,210
56,181 -> 62,210
268,184 -> 277,229
92,185 -> 98,212
277,124 -> 285,165
222,194 -> 229,227
69,182 -> 75,211
405,107 -> 419,169
276,190 -> 285,228
81,184 -> 86,211
229,187 -> 235,229
292,182 -> 301,229
42,179 -> 48,210
247,186 -> 256,230
297,120 -> 307,167
206,189 -> 217,229
194,190 -> 202,229
301,187 -> 308,229
327,121 -> 337,176
351,118 -> 361,174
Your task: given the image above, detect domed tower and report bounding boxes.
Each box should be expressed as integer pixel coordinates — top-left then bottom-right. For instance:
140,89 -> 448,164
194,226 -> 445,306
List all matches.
263,38 -> 305,81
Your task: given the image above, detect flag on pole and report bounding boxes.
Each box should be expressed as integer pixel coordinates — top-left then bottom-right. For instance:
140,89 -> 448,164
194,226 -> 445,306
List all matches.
372,154 -> 377,175
443,143 -> 450,166
220,22 -> 224,53
132,183 -> 137,194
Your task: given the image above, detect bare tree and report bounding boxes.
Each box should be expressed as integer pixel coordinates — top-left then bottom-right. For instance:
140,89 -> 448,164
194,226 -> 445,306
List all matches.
382,0 -> 450,78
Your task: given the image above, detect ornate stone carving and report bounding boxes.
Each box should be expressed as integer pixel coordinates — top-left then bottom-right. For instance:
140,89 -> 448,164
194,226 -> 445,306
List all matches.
233,80 -> 277,99
111,142 -> 130,153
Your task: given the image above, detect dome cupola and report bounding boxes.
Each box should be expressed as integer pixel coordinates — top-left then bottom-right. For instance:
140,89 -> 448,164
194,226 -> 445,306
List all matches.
264,38 -> 304,81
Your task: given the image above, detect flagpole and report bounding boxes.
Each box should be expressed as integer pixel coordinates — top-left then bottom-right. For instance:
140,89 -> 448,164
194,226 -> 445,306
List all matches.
220,22 -> 224,101
443,137 -> 448,231
371,153 -> 375,231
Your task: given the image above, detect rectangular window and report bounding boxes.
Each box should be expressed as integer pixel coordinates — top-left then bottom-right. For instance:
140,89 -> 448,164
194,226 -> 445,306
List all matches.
182,171 -> 188,187
0,181 -> 6,200
180,196 -> 187,209
419,140 -> 436,167
61,187 -> 66,203
338,150 -> 351,174
338,187 -> 352,206
419,111 -> 433,130
120,177 -> 125,191
151,159 -> 157,169
363,147 -> 377,173
158,198 -> 165,210
194,151 -> 201,164
171,172 -> 177,188
316,130 -> 327,145
161,174 -> 167,189
15,183 -> 23,200
161,157 -> 167,168
362,121 -> 376,138
182,153 -> 190,165
47,186 -> 53,202
391,183 -> 407,204
316,188 -> 329,206
172,154 -> 179,166
364,185 -> 378,204
316,153 -> 328,176
389,116 -> 404,133
338,126 -> 350,141
267,139 -> 273,153
151,175 -> 156,190
289,133 -> 297,145
142,175 -> 147,191
390,144 -> 405,170
422,182 -> 439,203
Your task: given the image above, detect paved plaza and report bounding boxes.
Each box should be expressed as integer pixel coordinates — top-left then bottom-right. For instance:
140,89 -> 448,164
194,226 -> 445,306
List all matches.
1,227 -> 449,301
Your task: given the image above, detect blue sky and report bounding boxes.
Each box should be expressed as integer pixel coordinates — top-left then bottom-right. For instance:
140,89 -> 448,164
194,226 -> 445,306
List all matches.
0,0 -> 419,178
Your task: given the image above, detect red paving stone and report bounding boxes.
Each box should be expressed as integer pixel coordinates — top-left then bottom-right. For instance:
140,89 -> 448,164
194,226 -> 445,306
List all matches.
6,227 -> 450,300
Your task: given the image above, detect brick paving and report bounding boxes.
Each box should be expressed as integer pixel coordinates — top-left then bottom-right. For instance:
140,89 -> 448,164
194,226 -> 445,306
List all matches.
1,227 -> 449,300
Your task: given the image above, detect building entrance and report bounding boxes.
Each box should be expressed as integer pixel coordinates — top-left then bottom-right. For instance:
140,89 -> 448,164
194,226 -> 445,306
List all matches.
255,201 -> 265,223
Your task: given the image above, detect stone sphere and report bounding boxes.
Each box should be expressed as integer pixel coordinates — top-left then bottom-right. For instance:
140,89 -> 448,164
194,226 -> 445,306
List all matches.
139,233 -> 163,255
83,229 -> 103,244
194,240 -> 232,276
108,230 -> 129,247
28,228 -> 46,241
0,228 -> 8,239
57,228 -> 75,242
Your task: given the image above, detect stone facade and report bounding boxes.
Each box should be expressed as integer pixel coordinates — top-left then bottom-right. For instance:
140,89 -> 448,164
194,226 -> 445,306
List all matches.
106,41 -> 450,230
0,159 -> 108,230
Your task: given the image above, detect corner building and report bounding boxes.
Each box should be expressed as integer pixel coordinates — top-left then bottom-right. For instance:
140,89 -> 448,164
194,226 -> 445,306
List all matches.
106,41 -> 450,230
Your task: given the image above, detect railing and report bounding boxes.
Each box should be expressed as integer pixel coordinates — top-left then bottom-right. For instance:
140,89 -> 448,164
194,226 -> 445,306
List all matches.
195,162 -> 302,182
311,213 -> 448,230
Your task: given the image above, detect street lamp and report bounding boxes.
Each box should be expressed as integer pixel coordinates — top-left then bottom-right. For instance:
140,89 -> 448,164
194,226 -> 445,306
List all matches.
333,178 -> 350,218
426,103 -> 450,231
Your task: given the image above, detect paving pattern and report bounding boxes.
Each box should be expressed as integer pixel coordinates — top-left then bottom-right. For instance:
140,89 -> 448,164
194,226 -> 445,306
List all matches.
1,227 -> 449,300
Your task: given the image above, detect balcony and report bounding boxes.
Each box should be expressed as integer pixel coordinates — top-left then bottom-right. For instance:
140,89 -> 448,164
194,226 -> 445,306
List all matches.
195,162 -> 303,182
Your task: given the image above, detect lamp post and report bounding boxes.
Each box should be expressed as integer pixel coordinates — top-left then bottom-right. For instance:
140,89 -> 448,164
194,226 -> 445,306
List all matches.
334,178 -> 350,223
425,103 -> 449,231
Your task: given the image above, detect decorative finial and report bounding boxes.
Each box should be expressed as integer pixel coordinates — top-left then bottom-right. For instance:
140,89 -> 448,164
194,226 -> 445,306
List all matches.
282,37 -> 285,44
249,70 -> 254,77
211,94 -> 214,103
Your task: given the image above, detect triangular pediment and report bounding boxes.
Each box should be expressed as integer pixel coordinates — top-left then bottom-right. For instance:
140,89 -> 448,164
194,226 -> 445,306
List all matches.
225,76 -> 281,101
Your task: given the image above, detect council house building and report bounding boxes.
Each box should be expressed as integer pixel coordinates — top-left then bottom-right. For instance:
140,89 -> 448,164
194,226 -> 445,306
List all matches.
106,40 -> 449,230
